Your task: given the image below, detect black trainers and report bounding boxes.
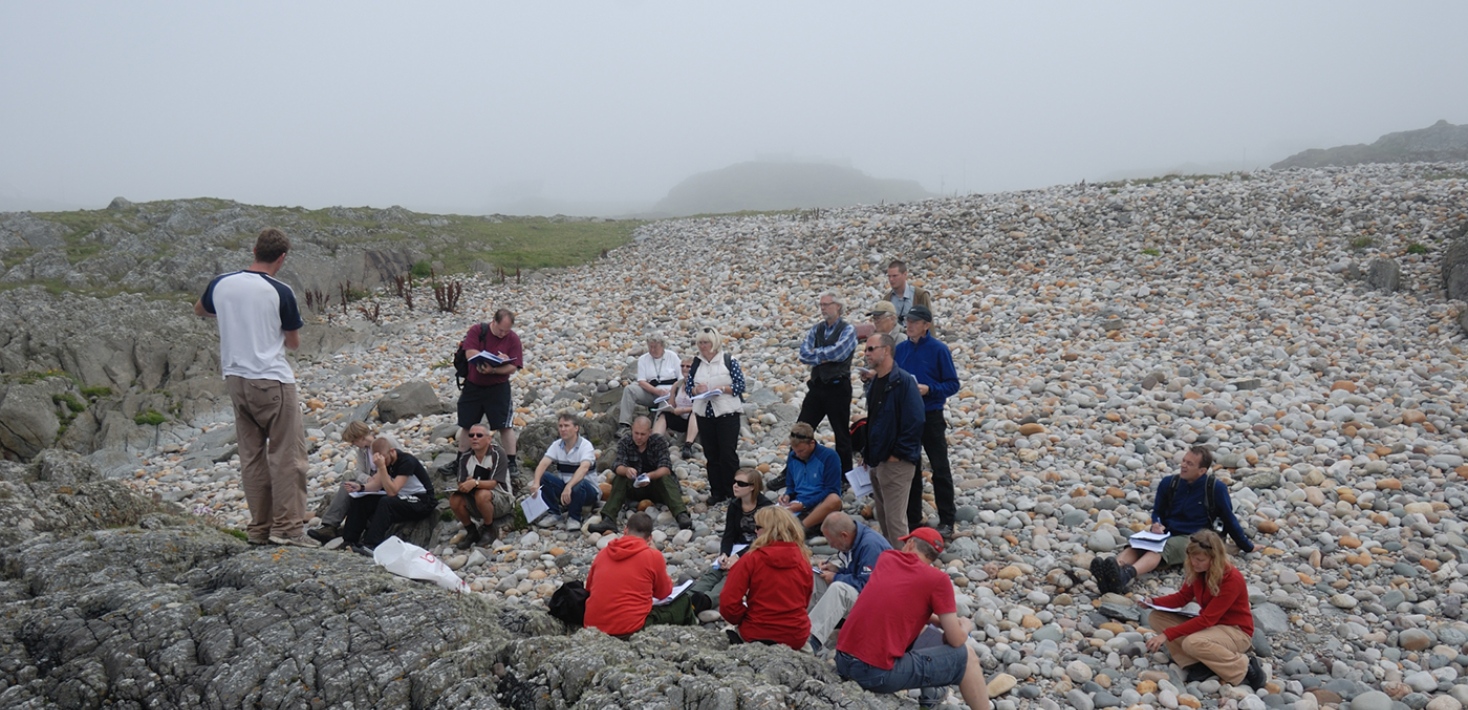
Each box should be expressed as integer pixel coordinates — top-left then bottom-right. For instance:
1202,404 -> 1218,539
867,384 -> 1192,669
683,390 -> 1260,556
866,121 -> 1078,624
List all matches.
676,512 -> 693,530
350,543 -> 375,558
1242,657 -> 1266,688
1184,663 -> 1217,683
587,518 -> 617,535
1090,556 -> 1120,595
935,522 -> 955,539
1118,563 -> 1137,592
455,524 -> 481,550
306,525 -> 338,544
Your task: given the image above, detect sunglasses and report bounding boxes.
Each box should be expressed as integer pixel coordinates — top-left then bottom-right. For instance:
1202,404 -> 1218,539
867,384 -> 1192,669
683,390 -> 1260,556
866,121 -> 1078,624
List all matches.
1190,534 -> 1213,550
864,345 -> 887,352
467,432 -> 487,438
732,480 -> 752,488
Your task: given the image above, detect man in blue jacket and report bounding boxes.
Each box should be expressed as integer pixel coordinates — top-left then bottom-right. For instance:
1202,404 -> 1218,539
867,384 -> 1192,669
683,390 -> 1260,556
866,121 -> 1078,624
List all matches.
808,512 -> 893,652
780,422 -> 844,537
894,305 -> 960,539
1091,446 -> 1255,594
861,332 -> 926,547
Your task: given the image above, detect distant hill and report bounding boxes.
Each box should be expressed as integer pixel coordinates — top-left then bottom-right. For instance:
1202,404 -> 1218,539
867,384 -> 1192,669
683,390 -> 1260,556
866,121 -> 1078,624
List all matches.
650,162 -> 933,216
1272,119 -> 1468,169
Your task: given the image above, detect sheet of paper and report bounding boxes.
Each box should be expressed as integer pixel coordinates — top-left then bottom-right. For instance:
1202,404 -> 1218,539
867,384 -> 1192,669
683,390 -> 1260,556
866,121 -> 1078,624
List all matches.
520,493 -> 550,523
1128,531 -> 1167,553
653,579 -> 695,606
349,490 -> 388,498
653,394 -> 671,405
1143,600 -> 1199,617
845,465 -> 873,498
691,390 -> 722,401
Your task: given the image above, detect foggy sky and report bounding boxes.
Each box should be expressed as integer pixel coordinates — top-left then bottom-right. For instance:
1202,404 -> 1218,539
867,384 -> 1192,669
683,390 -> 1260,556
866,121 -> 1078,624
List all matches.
3,2 -> 1467,216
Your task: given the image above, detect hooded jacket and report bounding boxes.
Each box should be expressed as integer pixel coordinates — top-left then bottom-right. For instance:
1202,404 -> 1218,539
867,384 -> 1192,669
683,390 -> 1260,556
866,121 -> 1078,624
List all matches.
585,535 -> 672,636
720,540 -> 814,649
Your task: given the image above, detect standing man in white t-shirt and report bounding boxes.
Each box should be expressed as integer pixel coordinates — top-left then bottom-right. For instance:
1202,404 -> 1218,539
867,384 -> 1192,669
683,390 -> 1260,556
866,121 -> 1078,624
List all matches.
194,228 -> 316,548
617,332 -> 680,436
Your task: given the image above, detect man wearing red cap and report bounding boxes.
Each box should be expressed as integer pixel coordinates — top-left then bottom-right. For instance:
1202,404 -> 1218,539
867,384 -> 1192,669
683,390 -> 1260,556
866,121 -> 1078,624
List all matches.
834,527 -> 990,710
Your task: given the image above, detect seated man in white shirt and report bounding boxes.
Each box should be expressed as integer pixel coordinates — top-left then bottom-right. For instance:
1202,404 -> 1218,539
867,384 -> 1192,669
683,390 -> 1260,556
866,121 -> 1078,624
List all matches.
617,333 -> 680,435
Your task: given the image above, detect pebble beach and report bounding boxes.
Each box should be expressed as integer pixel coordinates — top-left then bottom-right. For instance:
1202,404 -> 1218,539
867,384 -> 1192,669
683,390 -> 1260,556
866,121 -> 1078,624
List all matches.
137,162 -> 1468,709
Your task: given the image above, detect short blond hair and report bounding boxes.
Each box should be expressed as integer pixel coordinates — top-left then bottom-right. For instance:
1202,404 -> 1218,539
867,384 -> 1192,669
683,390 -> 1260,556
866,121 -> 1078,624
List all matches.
695,327 -> 722,351
341,421 -> 373,442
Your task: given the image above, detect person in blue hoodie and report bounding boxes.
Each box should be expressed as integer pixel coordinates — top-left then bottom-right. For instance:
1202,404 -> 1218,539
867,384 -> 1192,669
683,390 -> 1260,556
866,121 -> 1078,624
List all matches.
807,512 -> 893,652
1091,446 -> 1255,594
780,422 -> 844,537
860,332 -> 925,547
893,305 -> 960,539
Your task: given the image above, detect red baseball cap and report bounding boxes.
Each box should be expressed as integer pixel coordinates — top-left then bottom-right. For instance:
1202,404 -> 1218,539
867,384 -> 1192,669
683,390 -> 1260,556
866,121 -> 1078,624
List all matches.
900,527 -> 945,553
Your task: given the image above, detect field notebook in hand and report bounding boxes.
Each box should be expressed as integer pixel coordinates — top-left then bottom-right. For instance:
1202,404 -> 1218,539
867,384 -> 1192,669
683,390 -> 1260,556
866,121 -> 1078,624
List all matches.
1143,599 -> 1199,617
469,351 -> 508,365
1128,530 -> 1169,553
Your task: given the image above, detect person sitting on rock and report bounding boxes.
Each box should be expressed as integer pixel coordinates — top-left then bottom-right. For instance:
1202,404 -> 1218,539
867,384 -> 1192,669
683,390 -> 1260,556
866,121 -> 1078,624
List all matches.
527,413 -> 601,532
617,332 -> 680,436
588,416 -> 692,534
1144,530 -> 1267,688
449,423 -> 512,550
340,438 -> 437,556
719,506 -> 814,650
584,512 -> 696,637
309,421 -> 397,544
686,467 -> 774,617
1091,446 -> 1254,594
807,511 -> 892,653
651,358 -> 699,459
835,527 -> 990,710
779,422 -> 844,538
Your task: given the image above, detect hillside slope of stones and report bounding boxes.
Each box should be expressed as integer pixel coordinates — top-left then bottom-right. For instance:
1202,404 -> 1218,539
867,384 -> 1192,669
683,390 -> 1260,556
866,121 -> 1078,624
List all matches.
15,162 -> 1468,708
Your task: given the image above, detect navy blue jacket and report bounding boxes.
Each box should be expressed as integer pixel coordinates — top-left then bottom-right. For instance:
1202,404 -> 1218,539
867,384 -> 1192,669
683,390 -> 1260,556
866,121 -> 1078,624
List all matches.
863,365 -> 925,464
894,334 -> 960,413
833,524 -> 893,592
1153,473 -> 1254,553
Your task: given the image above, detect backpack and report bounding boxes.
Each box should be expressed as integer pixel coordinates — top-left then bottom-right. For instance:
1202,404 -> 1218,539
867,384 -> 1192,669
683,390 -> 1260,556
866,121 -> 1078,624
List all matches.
547,579 -> 590,627
848,417 -> 869,458
1160,472 -> 1223,532
686,352 -> 745,402
453,322 -> 489,390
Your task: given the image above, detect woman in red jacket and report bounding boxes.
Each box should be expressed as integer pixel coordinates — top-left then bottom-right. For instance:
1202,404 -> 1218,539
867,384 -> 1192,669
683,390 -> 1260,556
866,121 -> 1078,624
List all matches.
1144,530 -> 1266,688
720,506 -> 814,650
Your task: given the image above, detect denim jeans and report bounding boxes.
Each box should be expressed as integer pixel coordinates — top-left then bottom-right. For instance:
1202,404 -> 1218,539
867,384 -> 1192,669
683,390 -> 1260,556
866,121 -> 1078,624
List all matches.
835,645 -> 967,694
539,474 -> 600,521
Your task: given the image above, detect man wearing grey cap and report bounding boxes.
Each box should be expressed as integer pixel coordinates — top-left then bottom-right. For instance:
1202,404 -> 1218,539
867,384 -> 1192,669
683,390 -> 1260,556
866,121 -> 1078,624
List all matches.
618,333 -> 680,435
894,304 -> 960,539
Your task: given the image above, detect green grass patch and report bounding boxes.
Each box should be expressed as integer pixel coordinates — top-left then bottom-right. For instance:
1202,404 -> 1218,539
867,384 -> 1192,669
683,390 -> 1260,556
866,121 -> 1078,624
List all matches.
1141,248 -> 1160,257
12,369 -> 76,385
80,385 -> 113,398
411,261 -> 433,278
52,393 -> 86,413
1350,236 -> 1375,250
1406,243 -> 1429,255
134,410 -> 167,426
222,528 -> 249,541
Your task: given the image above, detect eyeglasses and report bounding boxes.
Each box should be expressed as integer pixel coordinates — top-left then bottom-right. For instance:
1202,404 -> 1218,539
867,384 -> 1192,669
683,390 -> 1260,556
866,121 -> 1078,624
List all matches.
864,345 -> 887,352
732,480 -> 752,488
467,433 -> 487,438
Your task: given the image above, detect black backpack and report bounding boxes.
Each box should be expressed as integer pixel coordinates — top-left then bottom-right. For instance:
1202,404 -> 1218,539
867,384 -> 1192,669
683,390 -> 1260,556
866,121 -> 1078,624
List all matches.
1159,472 -> 1224,532
453,322 -> 489,390
547,579 -> 590,627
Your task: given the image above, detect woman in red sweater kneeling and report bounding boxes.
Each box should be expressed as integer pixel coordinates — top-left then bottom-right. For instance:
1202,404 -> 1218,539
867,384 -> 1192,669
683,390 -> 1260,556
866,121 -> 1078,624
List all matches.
720,506 -> 814,650
1144,530 -> 1266,688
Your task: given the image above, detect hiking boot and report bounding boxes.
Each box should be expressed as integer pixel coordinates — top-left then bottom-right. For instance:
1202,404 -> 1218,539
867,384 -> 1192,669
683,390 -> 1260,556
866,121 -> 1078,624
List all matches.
456,524 -> 481,550
306,525 -> 338,544
1242,657 -> 1266,688
1118,563 -> 1138,592
1184,662 -> 1217,683
691,592 -> 713,614
764,473 -> 785,491
270,533 -> 322,548
1090,556 -> 1120,595
676,512 -> 693,530
935,522 -> 955,539
587,518 -> 618,535
480,523 -> 500,546
680,442 -> 695,459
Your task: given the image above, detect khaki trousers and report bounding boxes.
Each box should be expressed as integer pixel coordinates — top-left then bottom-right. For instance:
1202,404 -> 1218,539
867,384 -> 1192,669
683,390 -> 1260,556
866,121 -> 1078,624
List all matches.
227,376 -> 309,541
1147,610 -> 1252,684
870,459 -> 916,547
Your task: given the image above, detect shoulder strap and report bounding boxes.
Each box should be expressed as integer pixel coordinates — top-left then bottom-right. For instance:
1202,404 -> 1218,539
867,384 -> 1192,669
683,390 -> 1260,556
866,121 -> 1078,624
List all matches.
477,322 -> 489,348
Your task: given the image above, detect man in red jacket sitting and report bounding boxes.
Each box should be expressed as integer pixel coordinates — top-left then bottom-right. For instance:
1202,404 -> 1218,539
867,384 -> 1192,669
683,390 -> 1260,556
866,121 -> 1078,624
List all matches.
584,512 -> 695,637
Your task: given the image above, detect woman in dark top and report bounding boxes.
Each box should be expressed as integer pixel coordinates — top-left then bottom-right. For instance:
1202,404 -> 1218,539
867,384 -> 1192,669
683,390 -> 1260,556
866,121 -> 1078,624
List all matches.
688,467 -> 773,613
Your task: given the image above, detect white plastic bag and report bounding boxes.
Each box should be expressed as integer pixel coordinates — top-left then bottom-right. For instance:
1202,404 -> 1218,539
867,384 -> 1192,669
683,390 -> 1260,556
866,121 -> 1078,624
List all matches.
373,535 -> 469,593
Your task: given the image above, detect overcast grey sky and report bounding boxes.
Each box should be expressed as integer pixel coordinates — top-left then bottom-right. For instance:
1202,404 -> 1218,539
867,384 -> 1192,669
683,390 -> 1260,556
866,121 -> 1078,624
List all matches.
3,2 -> 1467,215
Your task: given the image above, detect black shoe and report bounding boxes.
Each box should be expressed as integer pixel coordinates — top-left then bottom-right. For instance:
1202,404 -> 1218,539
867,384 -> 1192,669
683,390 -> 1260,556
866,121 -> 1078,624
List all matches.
765,473 -> 785,491
456,524 -> 481,550
306,525 -> 338,544
350,544 -> 375,558
935,522 -> 955,539
708,493 -> 730,506
587,518 -> 617,535
676,512 -> 693,530
691,592 -> 713,614
1091,556 -> 1120,595
1184,663 -> 1217,683
725,629 -> 744,645
1118,563 -> 1137,592
681,442 -> 695,459
1242,657 -> 1266,688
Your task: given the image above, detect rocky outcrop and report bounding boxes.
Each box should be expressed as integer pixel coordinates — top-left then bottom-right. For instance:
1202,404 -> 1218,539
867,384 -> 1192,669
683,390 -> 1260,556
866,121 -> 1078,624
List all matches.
1365,257 -> 1402,293
0,451 -> 896,709
1272,120 -> 1468,169
376,380 -> 451,423
1445,233 -> 1468,303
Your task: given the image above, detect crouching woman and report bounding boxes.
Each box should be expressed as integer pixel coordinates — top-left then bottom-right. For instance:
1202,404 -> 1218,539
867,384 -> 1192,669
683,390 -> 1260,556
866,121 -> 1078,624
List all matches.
1144,530 -> 1266,688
